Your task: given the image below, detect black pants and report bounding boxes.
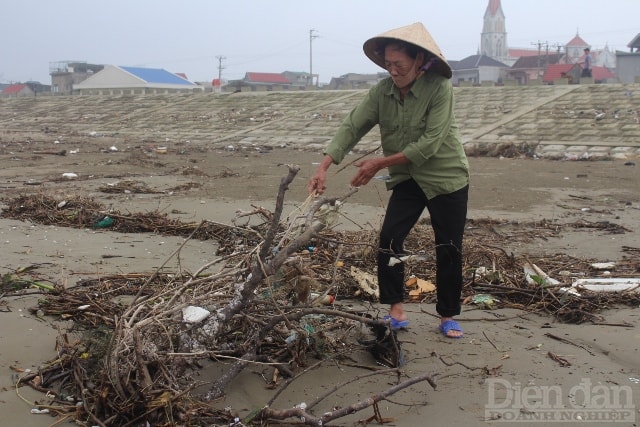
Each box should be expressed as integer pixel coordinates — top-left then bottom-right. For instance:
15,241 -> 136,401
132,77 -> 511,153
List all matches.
377,179 -> 468,317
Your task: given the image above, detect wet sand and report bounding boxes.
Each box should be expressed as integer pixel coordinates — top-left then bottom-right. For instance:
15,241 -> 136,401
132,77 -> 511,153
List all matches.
1,145 -> 639,426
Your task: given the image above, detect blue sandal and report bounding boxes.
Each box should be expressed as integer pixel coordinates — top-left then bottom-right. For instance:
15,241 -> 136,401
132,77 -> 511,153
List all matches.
439,319 -> 463,338
384,315 -> 409,330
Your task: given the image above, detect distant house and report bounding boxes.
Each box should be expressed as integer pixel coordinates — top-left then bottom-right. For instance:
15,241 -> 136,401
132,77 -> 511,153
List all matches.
73,65 -> 201,95
451,54 -> 508,85
542,64 -> 614,84
507,53 -> 563,85
245,72 -> 291,84
282,71 -> 313,87
616,33 -> 640,83
326,73 -> 385,90
226,72 -> 293,92
629,33 -> 640,53
1,83 -> 34,97
616,51 -> 640,83
50,61 -> 104,95
589,66 -> 616,83
543,64 -> 581,84
1,81 -> 51,97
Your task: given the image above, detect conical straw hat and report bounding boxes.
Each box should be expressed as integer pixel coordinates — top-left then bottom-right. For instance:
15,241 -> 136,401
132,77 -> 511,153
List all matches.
363,22 -> 452,79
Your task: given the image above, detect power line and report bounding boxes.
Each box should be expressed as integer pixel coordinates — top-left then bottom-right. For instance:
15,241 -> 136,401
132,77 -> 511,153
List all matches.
530,40 -> 549,67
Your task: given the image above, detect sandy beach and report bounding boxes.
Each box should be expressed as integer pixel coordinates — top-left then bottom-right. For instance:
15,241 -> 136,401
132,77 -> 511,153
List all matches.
1,142 -> 639,426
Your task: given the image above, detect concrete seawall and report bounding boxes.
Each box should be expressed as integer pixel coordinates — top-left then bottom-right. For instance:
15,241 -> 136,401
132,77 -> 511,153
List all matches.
1,84 -> 639,160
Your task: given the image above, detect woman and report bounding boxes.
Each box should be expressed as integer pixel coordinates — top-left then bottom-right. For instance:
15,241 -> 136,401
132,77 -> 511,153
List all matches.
308,22 -> 469,338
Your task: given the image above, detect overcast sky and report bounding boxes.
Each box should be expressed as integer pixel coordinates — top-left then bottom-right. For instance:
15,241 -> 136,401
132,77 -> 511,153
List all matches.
2,0 -> 638,85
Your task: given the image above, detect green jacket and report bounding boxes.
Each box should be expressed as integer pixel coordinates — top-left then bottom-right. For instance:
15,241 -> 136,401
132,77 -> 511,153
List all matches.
325,72 -> 469,199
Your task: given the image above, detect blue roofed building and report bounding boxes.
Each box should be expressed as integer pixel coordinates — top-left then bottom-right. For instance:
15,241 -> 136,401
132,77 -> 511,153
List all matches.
73,65 -> 202,95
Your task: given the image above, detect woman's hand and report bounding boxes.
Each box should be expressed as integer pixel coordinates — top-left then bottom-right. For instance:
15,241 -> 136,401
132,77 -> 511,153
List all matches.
350,152 -> 410,187
350,158 -> 382,187
308,169 -> 327,195
308,155 -> 334,195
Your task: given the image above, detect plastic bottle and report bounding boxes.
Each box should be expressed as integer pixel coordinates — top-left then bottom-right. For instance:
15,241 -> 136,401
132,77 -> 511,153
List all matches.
310,293 -> 335,306
95,216 -> 114,228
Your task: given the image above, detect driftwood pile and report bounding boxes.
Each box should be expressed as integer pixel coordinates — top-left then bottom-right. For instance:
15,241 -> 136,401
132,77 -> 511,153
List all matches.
1,166 -> 639,426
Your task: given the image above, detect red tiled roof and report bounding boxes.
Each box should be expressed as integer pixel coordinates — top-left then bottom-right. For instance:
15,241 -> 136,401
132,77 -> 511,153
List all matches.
566,34 -> 589,47
591,66 -> 616,81
543,64 -> 578,82
245,72 -> 291,84
509,48 -> 540,58
542,64 -> 615,83
2,83 -> 27,94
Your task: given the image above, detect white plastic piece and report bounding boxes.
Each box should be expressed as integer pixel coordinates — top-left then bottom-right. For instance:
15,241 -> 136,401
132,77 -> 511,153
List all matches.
590,262 -> 616,270
182,306 -> 210,323
572,278 -> 640,293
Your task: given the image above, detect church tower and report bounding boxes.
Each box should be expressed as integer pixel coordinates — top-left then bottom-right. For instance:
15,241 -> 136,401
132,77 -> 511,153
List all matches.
481,0 -> 508,60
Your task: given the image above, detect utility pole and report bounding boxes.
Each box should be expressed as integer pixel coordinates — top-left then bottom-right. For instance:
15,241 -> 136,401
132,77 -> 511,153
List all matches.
216,56 -> 225,92
544,41 -> 550,67
531,41 -> 548,68
309,29 -> 318,87
552,43 -> 564,64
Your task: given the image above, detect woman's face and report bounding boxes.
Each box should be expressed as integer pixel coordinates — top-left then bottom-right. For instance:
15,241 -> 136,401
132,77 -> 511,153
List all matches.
384,45 -> 421,91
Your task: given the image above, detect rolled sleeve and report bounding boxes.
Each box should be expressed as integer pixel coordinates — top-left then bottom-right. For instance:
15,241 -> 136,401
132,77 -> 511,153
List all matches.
324,87 -> 380,164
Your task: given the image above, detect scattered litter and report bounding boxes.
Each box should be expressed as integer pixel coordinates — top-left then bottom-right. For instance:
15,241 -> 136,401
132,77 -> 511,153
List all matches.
388,254 -> 427,267
285,331 -> 298,345
405,276 -> 436,301
523,262 -> 560,287
474,266 -> 502,283
310,293 -> 335,306
314,200 -> 343,228
558,287 -> 582,297
182,306 -> 211,323
350,266 -> 379,298
94,216 -> 114,229
62,172 -> 78,179
590,262 -> 616,270
469,294 -> 500,309
572,278 -> 640,293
